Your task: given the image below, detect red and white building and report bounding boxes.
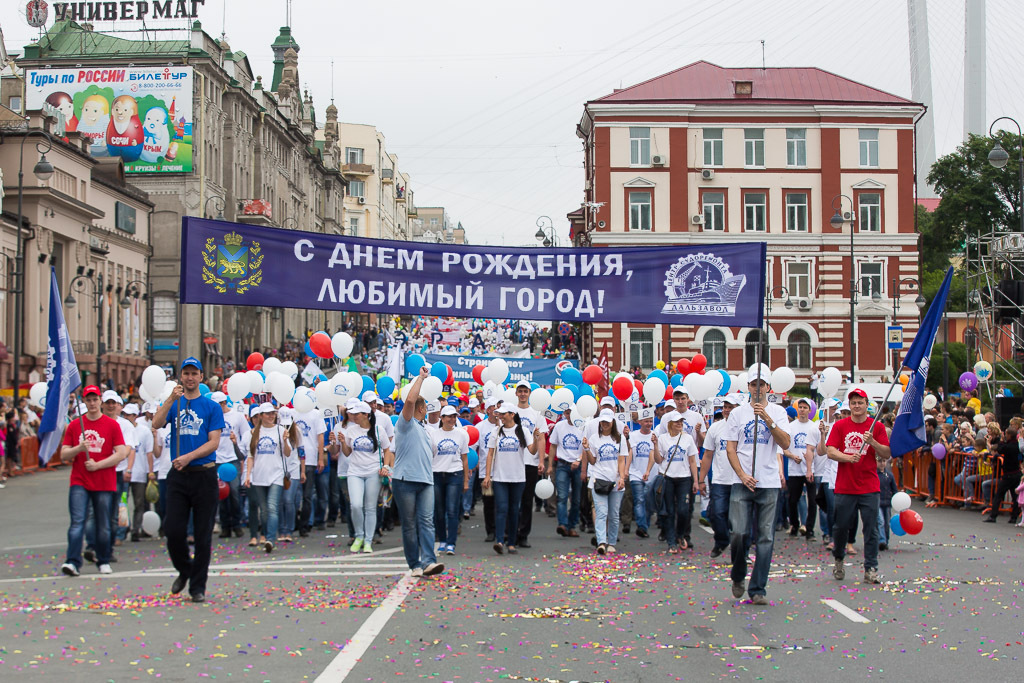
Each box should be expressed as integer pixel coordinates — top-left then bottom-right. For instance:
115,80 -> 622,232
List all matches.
572,61 -> 925,382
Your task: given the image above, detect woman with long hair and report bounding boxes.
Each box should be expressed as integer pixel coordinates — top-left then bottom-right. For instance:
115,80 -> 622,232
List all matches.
332,401 -> 393,554
431,406 -> 470,555
244,404 -> 296,553
483,404 -> 538,555
275,408 -> 304,543
582,409 -> 628,555
653,411 -> 699,553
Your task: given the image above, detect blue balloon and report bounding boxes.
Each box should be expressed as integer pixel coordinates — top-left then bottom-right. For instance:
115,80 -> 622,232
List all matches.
670,373 -> 684,388
430,361 -> 449,382
467,448 -> 479,470
561,367 -> 583,387
361,375 -> 375,395
377,376 -> 396,398
198,384 -> 211,396
577,384 -> 595,398
890,513 -> 906,536
218,462 -> 237,483
567,383 -> 584,400
317,373 -> 328,382
530,382 -> 540,391
648,369 -> 669,385
391,414 -> 399,425
304,341 -> 314,358
406,353 -> 426,374
718,369 -> 731,396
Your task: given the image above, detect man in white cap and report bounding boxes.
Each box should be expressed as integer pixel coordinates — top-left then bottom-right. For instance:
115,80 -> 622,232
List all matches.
697,393 -> 742,557
626,407 -> 659,538
425,401 -> 442,434
87,390 -> 136,552
784,397 -> 819,540
293,395 -> 327,536
212,391 -> 248,539
725,364 -> 791,605
513,379 -> 548,548
123,403 -> 155,542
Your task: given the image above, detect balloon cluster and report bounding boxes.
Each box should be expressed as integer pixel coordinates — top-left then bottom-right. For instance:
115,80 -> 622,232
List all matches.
890,492 -> 923,536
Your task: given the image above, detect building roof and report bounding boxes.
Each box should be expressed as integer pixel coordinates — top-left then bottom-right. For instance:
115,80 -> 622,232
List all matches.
23,20 -> 189,59
591,60 -> 918,107
917,197 -> 941,212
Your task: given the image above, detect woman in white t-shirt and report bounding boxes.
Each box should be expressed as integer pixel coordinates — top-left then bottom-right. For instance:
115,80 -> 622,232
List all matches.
431,406 -> 470,555
277,408 -> 304,543
483,404 -> 538,555
582,409 -> 628,555
549,406 -> 585,537
153,423 -> 172,537
244,404 -> 296,553
653,411 -> 699,553
331,401 -> 393,554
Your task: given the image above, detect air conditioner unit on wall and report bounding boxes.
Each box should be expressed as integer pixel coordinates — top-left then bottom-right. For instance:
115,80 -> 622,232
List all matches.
797,297 -> 812,311
357,197 -> 366,205
701,168 -> 715,180
691,214 -> 705,225
652,154 -> 666,166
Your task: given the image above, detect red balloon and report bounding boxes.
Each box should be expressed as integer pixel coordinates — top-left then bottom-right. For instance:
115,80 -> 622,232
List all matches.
581,364 -> 603,385
472,365 -> 485,384
899,509 -> 923,535
633,378 -> 643,396
456,381 -> 469,394
691,353 -> 708,373
664,386 -> 674,401
445,365 -> 454,385
676,359 -> 691,375
309,332 -> 333,358
247,352 -> 264,371
612,375 -> 633,401
465,425 -> 479,446
218,480 -> 230,500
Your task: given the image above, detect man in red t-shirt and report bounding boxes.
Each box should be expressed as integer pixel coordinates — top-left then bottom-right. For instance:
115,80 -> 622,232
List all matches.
59,385 -> 128,577
825,388 -> 891,584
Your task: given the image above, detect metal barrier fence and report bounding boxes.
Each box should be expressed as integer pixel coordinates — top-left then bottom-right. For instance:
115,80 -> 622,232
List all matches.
902,448 -> 1015,513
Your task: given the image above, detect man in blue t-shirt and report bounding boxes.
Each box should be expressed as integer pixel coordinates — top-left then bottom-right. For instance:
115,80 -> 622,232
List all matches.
152,357 -> 224,603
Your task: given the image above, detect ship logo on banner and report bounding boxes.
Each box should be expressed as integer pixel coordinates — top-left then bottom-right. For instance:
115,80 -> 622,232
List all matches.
202,231 -> 262,294
661,253 -> 746,317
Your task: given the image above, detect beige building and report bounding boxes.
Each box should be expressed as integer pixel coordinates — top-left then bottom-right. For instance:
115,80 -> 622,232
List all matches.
333,122 -> 414,240
410,206 -> 466,244
1,112 -> 152,392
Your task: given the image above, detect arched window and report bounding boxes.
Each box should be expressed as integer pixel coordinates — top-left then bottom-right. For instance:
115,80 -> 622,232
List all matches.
787,329 -> 812,369
745,329 -> 768,368
702,329 -> 727,368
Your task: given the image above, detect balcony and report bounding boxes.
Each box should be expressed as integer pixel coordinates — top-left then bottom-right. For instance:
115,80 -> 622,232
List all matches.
342,163 -> 374,177
73,340 -> 95,355
236,198 -> 275,227
381,168 -> 394,184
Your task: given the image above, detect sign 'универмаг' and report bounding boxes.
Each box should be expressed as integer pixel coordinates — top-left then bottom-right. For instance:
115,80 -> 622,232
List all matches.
179,217 -> 767,327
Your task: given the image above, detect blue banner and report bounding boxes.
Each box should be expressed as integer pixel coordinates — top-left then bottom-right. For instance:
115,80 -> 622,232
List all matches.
38,267 -> 81,465
409,353 -> 578,386
180,217 -> 767,326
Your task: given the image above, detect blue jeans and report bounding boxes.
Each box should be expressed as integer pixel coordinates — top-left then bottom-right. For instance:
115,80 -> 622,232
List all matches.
816,477 -> 834,537
708,482 -> 732,550
87,478 -> 127,549
433,471 -> 463,548
279,481 -> 303,537
301,464 -> 329,529
219,458 -> 243,532
348,474 -> 382,542
649,473 -> 668,527
728,484 -> 779,597
629,479 -> 650,532
556,461 -> 582,530
392,478 -> 437,570
248,484 -> 282,543
67,486 -> 112,569
877,505 -> 890,545
462,468 -> 477,515
492,480 -> 526,547
664,476 -> 693,546
592,486 -> 625,546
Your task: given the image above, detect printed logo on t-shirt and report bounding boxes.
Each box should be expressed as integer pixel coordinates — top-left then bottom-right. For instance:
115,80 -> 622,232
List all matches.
665,444 -> 685,461
295,419 -> 312,438
436,438 -> 459,457
793,431 -> 807,449
633,440 -> 652,459
256,435 -> 277,456
844,431 -> 865,454
84,429 -> 105,453
177,408 -> 203,437
352,435 -> 375,453
742,419 -> 770,445
597,442 -> 620,462
519,415 -> 536,432
561,433 -> 582,453
498,435 -> 520,453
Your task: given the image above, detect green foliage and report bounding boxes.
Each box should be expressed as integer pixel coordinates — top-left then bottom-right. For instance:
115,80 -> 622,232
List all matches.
926,342 -> 968,392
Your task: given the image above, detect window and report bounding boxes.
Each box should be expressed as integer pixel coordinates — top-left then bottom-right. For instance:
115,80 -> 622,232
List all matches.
786,261 -> 811,298
345,147 -> 364,164
787,330 -> 811,369
8,96 -> 21,112
702,191 -> 725,231
743,192 -> 766,231
629,127 -> 651,165
629,191 -> 652,231
744,129 -> 764,167
703,329 -> 727,368
858,192 -> 881,232
859,129 -> 879,167
152,295 -> 177,333
629,328 -> 654,369
744,329 -> 768,368
348,180 -> 365,197
785,192 -> 808,232
348,216 -> 360,234
786,128 -> 806,166
860,261 -> 883,297
430,218 -> 439,226
703,128 -> 723,167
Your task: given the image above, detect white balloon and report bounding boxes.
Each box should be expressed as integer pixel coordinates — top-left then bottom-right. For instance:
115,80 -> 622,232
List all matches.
923,394 -> 938,410
141,510 -> 161,537
488,358 -> 510,384
643,377 -> 667,405
570,407 -> 587,429
29,381 -> 48,407
535,479 -> 555,500
262,357 -> 283,375
226,372 -> 250,401
529,388 -> 551,412
138,384 -> 155,403
503,387 -> 519,406
820,366 -> 843,398
293,388 -> 315,413
245,370 -> 264,394
576,395 -> 598,419
400,383 -> 414,401
421,376 -> 443,401
343,372 -> 363,399
314,380 -> 336,409
687,374 -> 714,401
331,332 -> 354,359
482,381 -> 498,400
550,387 -> 574,412
267,372 -> 295,405
280,361 -> 299,381
736,372 -> 749,387
771,366 -> 796,394
683,372 -> 703,397
891,491 -> 912,513
141,365 -> 166,397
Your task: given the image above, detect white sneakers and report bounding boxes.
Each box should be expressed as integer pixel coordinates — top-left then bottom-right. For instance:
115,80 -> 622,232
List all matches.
98,564 -> 113,575
411,567 -> 424,577
61,562 -> 80,577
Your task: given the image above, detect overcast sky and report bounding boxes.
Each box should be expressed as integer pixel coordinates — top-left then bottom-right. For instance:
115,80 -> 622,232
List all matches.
3,0 -> 1023,245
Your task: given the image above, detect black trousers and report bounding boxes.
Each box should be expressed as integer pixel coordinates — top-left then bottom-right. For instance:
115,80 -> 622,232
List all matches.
164,466 -> 218,595
787,475 -> 817,533
483,489 -> 495,536
518,464 -> 539,542
987,472 -> 1022,520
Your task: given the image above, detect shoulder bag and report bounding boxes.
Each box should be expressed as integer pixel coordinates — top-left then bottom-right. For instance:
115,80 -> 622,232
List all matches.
654,430 -> 686,510
278,425 -> 291,490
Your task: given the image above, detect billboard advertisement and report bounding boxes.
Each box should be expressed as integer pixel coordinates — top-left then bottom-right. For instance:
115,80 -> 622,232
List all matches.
25,65 -> 193,174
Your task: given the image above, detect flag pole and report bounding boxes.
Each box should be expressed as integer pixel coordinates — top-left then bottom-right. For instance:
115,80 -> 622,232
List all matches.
855,371 -> 905,456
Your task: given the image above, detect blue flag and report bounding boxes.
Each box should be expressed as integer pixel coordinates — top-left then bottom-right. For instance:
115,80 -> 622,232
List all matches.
889,267 -> 954,457
38,268 -> 81,465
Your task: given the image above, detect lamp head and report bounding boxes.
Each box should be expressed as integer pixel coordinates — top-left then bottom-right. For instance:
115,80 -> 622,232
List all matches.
534,228 -> 545,240
830,209 -> 845,229
988,142 -> 1010,169
915,294 -> 927,310
33,154 -> 54,181
64,293 -> 76,308
871,289 -> 881,304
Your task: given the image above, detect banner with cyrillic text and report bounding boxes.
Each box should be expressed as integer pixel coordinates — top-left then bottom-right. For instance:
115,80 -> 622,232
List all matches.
411,353 -> 579,386
180,217 -> 767,326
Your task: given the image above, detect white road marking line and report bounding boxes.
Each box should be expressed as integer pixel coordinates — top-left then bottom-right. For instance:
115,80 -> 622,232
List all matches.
0,569 -> 407,584
315,573 -> 419,682
821,598 -> 871,623
1,542 -> 66,552
700,524 -> 713,534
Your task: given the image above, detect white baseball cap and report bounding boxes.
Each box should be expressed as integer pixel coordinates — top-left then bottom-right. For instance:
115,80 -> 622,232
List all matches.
142,402 -> 156,413
122,403 -> 140,415
515,380 -> 531,389
468,398 -> 480,408
440,405 -> 458,417
722,394 -> 743,405
600,396 -> 616,406
426,400 -> 441,413
496,404 -> 517,414
484,397 -> 500,409
257,402 -> 277,415
598,409 -> 615,423
664,410 -> 684,422
746,364 -> 772,384
102,390 -> 123,404
362,391 -> 380,404
210,391 -> 227,403
348,401 -> 372,415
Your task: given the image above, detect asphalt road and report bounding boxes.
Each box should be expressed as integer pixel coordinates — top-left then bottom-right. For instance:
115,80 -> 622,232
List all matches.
1,469 -> 1022,681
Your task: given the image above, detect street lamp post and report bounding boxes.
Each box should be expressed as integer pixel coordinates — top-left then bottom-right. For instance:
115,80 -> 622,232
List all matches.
987,116 -> 1024,233
890,277 -> 926,373
120,279 -> 148,363
534,215 -> 559,248
764,286 -> 793,368
64,271 -> 104,387
12,129 -> 54,409
831,194 -> 857,384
